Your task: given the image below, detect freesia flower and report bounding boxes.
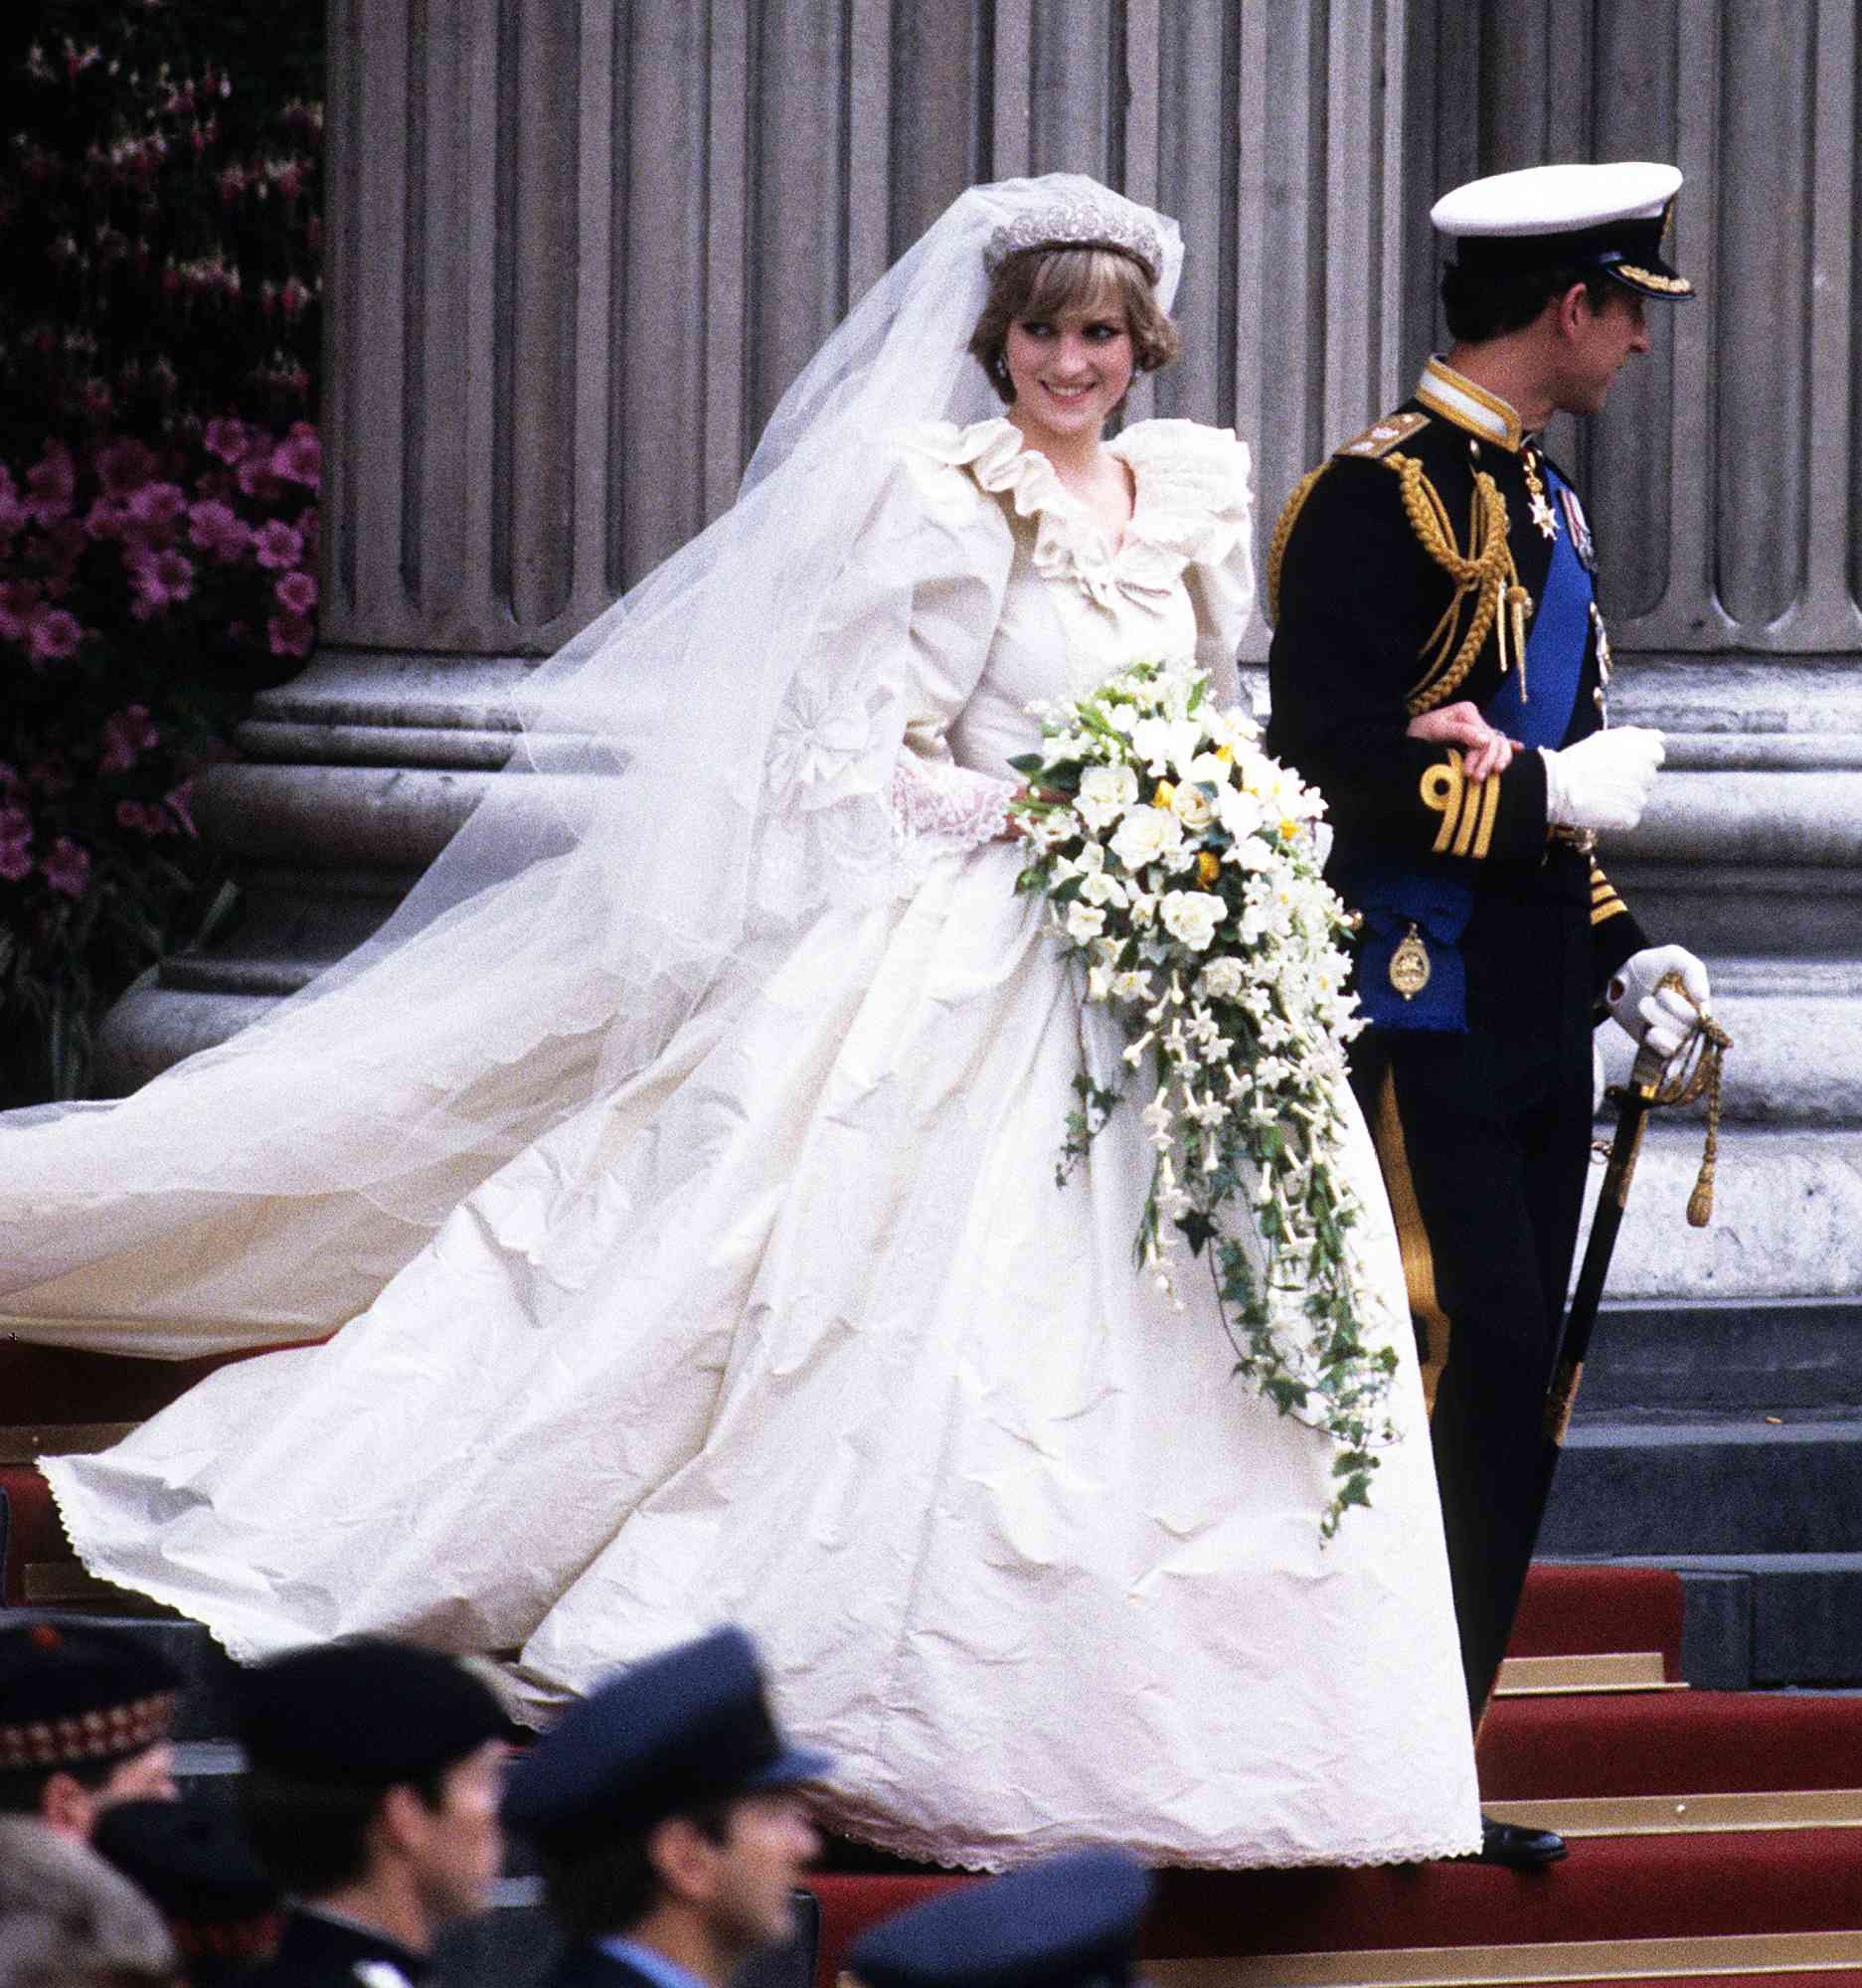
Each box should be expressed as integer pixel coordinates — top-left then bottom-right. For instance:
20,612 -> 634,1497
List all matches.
41,836 -> 90,899
1064,902 -> 1107,945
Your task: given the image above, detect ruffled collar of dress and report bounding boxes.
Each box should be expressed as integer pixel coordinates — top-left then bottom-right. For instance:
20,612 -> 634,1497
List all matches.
913,415 -> 1251,611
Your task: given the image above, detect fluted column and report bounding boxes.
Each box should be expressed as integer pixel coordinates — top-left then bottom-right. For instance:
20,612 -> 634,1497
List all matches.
96,0 -> 1417,1085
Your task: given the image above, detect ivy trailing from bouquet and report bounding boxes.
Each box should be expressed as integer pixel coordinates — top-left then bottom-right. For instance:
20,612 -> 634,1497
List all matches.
1010,658 -> 1399,1536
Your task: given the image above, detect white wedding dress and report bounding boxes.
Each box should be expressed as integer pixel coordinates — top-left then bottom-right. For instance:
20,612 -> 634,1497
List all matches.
19,414 -> 1480,1870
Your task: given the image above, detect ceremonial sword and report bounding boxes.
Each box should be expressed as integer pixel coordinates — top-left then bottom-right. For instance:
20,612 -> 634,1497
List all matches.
1542,981 -> 1732,1470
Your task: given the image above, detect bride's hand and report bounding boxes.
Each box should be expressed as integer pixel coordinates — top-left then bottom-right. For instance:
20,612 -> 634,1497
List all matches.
1407,701 -> 1517,782
1003,785 -> 1063,841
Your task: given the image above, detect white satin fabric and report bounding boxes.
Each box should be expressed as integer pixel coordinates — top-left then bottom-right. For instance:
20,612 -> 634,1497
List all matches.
38,418 -> 1480,1871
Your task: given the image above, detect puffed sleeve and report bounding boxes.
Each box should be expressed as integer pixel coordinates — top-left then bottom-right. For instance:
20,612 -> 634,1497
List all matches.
777,422 -> 1021,869
1114,419 -> 1256,707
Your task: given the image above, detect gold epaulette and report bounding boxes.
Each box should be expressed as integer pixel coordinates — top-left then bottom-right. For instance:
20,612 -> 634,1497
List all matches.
1334,410 -> 1431,459
1266,413 -> 1431,622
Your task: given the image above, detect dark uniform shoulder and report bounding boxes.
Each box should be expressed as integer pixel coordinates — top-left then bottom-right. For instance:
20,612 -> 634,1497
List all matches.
1268,405 -> 1437,623
1332,408 -> 1432,460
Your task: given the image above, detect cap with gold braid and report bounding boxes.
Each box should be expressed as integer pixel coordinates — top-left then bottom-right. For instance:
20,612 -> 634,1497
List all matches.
1432,161 -> 1693,301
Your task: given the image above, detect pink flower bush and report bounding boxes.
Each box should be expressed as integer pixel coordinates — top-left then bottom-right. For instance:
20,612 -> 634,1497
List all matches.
127,545 -> 195,618
0,4 -> 322,1101
267,610 -> 313,658
253,516 -> 302,570
28,605 -> 83,662
270,420 -> 319,489
0,804 -> 32,882
98,704 -> 160,773
204,415 -> 252,465
41,835 -> 91,899
188,497 -> 254,562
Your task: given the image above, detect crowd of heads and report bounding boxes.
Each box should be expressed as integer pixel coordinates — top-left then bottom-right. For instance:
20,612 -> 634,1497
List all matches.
0,1618 -> 1151,1988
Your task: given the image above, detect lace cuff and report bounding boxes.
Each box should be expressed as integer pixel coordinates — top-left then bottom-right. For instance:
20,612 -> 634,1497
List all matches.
890,748 -> 1016,876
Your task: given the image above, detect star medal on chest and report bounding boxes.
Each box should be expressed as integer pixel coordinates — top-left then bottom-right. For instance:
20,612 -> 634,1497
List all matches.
1390,922 -> 1432,1000
1560,483 -> 1598,572
1523,448 -> 1558,541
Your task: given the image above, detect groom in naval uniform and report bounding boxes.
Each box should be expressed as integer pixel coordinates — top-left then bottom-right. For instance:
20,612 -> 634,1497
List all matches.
501,1626 -> 829,1988
1267,162 -> 1714,1869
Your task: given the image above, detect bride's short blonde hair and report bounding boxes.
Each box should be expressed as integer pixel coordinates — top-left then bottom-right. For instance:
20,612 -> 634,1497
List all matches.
968,246 -> 1181,404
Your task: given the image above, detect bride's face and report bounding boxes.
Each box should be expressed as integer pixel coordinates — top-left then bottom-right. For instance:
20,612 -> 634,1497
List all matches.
1003,300 -> 1134,446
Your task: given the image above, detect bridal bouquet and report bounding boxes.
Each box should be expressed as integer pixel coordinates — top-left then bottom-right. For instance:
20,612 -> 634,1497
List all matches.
1010,658 -> 1397,1536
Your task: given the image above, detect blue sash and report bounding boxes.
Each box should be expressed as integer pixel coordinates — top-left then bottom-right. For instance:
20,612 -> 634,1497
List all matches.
1349,459 -> 1594,1031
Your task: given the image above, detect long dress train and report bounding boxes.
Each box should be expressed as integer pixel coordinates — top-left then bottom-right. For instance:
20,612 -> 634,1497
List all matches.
18,415 -> 1481,1870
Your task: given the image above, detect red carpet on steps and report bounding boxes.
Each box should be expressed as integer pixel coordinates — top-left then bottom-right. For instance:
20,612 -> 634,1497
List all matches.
1506,1561 -> 1684,1678
1480,1686 -> 1862,1798
809,1831 -> 1862,1980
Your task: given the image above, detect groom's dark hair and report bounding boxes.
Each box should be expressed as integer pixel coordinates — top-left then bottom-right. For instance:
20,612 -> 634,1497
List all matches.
1440,261 -> 1619,344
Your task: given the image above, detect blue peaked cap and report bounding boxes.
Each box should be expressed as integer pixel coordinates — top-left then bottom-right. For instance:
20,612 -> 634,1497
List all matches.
501,1624 -> 833,1856
847,1849 -> 1152,1988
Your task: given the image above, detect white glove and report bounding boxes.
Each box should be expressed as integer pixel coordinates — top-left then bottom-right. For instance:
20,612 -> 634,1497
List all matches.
1540,726 -> 1664,832
1609,944 -> 1712,1060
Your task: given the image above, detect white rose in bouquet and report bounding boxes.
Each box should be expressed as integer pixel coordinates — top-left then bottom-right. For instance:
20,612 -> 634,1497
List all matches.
1076,762 -> 1138,832
1159,890 -> 1226,951
1170,781 -> 1215,832
1110,805 -> 1184,873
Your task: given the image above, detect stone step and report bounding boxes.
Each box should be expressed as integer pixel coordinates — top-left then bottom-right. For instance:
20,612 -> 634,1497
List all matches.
1602,1555 -> 1862,1690
1576,1298 -> 1862,1419
1541,1420 -> 1862,1560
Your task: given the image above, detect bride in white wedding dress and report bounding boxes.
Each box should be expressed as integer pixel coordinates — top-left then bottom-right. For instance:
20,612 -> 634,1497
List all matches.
5,177 -> 1479,1870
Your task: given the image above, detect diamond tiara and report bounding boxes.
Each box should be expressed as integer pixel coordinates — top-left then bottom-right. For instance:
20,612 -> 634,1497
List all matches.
983,194 -> 1164,285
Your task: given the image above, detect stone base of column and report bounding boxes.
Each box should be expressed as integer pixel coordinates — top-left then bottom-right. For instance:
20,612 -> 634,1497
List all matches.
1590,659 -> 1862,1301
90,651 -> 524,1095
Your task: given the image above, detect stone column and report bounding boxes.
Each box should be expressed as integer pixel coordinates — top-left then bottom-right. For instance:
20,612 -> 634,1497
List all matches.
1398,0 -> 1862,1309
96,0 -> 1417,1084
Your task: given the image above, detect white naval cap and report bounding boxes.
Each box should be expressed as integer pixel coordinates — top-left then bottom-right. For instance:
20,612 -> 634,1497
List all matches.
1431,161 -> 1692,300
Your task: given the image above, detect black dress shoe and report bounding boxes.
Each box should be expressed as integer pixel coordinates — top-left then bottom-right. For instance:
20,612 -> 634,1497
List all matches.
1476,1815 -> 1567,1868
